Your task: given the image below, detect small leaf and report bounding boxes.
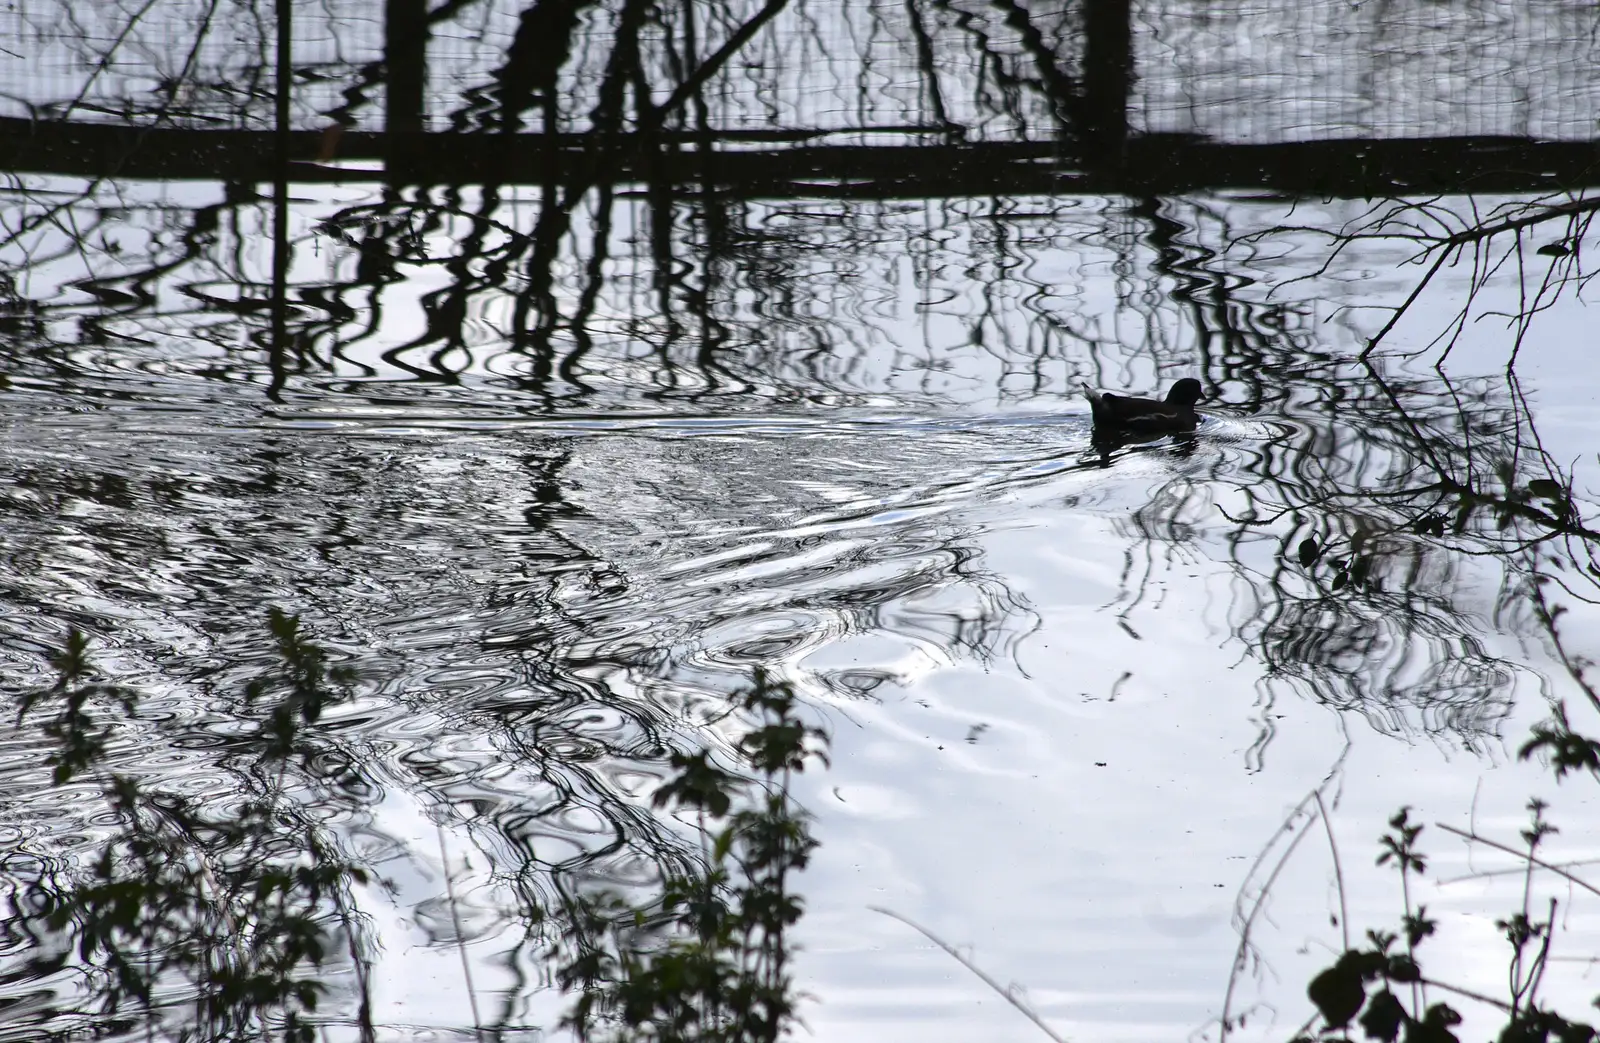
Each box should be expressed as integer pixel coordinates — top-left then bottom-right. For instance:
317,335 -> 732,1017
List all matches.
1538,242 -> 1572,257
1519,703 -> 1600,779
1309,961 -> 1366,1029
1554,1016 -> 1600,1043
1331,570 -> 1349,592
1530,478 -> 1565,498
1346,949 -> 1390,978
712,825 -> 736,863
1359,988 -> 1406,1043
1298,537 -> 1322,567
1411,1002 -> 1462,1043
1387,953 -> 1422,982
1412,514 -> 1445,536
653,750 -> 736,817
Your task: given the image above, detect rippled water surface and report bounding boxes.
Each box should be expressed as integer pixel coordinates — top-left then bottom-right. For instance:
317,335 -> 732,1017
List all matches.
6,3 -> 1600,1041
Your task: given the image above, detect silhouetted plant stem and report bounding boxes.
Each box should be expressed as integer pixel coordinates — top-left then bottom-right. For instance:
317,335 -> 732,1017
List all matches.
1313,790 -> 1350,954
868,905 -> 1069,1043
1222,773 -> 1341,1043
437,819 -> 486,1043
1434,822 -> 1600,901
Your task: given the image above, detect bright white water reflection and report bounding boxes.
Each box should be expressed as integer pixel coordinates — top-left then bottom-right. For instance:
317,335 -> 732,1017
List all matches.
3,186 -> 1600,1042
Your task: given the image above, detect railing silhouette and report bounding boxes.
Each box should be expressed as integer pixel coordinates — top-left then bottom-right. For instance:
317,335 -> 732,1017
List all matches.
8,117 -> 1600,196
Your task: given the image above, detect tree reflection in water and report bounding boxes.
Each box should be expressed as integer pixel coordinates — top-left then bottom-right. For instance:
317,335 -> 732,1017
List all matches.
4,0 -> 1600,1039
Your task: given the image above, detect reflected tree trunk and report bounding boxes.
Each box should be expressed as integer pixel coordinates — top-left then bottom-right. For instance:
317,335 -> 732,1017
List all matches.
386,0 -> 428,135
1083,0 -> 1131,172
268,0 -> 293,401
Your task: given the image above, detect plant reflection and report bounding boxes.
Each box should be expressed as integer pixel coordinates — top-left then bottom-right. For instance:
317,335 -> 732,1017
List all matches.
1105,365 -> 1575,752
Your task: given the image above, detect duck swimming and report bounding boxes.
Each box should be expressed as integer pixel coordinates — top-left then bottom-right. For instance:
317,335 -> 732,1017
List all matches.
1081,377 -> 1203,435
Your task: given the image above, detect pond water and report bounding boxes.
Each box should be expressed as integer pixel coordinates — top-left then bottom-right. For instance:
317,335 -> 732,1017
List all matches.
4,4 -> 1600,1042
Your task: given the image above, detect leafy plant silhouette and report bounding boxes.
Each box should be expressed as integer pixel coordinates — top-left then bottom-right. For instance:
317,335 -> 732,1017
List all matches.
1293,802 -> 1597,1043
4,623 -> 831,1043
554,667 -> 827,1043
4,611 -> 377,1043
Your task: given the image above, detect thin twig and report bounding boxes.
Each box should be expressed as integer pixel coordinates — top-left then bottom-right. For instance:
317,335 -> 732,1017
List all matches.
869,905 -> 1069,1043
1361,245 -> 1453,358
1314,790 -> 1350,953
1221,747 -> 1349,1042
1418,975 -> 1514,1013
1436,823 -> 1600,900
436,821 -> 486,1043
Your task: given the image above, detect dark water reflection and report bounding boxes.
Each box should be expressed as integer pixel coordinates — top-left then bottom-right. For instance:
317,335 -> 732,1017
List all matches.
4,0 -> 1600,1039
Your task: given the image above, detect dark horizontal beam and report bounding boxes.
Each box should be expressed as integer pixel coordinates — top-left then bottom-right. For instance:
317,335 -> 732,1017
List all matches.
3,117 -> 1599,198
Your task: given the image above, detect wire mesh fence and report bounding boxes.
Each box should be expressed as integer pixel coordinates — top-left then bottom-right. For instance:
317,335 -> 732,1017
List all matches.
1,0 -> 1594,143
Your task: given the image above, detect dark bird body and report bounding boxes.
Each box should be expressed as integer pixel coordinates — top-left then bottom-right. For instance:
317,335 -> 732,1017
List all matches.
1081,377 -> 1204,435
